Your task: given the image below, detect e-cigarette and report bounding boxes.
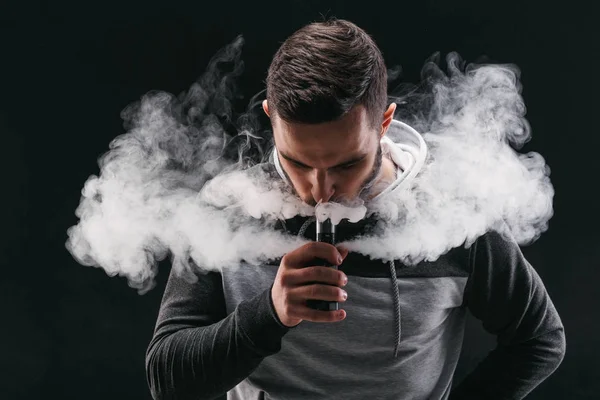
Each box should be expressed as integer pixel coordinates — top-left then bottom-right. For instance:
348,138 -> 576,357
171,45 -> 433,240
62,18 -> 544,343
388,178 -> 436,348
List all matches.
306,218 -> 339,312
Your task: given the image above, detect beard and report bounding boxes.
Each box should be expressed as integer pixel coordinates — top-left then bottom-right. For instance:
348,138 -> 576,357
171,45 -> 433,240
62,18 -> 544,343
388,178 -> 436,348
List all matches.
357,143 -> 384,201
278,143 -> 385,207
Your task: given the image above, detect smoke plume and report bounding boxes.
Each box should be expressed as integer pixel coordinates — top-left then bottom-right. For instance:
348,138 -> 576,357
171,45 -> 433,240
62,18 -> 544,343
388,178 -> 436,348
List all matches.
65,37 -> 554,293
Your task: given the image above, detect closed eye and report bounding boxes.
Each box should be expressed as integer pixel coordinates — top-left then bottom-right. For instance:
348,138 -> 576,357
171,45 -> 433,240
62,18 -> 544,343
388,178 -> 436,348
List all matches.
291,161 -> 359,171
336,162 -> 358,170
292,161 -> 310,169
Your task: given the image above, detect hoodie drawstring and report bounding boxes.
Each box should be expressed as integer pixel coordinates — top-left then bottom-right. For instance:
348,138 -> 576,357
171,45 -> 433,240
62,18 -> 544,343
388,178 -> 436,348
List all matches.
389,259 -> 401,358
297,217 -> 401,358
297,216 -> 316,238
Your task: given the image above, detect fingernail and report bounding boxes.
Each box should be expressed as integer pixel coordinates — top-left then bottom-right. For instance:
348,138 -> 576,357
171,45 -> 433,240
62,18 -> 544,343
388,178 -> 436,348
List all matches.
343,276 -> 348,285
338,256 -> 343,264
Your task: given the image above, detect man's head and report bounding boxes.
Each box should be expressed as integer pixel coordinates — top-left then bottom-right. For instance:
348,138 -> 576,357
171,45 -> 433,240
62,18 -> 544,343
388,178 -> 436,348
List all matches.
263,19 -> 396,206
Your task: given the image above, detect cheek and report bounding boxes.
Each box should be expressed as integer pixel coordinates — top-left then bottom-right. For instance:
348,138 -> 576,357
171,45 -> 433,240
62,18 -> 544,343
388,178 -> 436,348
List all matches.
341,170 -> 368,188
286,170 -> 312,192
333,166 -> 372,190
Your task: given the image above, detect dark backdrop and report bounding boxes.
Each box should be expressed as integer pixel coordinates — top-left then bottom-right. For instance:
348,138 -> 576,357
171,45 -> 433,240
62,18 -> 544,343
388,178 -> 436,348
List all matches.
2,0 -> 597,399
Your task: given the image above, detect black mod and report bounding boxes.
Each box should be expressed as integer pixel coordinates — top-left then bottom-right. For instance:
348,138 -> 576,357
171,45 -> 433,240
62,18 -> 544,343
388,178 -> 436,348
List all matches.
306,218 -> 339,312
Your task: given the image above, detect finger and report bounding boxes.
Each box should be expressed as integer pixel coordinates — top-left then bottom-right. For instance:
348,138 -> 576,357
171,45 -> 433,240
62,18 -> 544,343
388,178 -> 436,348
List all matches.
290,283 -> 348,303
284,291 -> 347,322
283,241 -> 343,269
337,246 -> 350,260
284,266 -> 347,288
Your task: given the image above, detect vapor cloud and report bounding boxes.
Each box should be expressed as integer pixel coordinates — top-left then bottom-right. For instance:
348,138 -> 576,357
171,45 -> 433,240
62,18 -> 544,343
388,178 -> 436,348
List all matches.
65,37 -> 554,293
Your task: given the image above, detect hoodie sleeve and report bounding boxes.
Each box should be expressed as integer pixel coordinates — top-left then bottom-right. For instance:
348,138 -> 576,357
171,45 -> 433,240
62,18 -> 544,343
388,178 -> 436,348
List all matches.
145,266 -> 292,400
450,228 -> 566,400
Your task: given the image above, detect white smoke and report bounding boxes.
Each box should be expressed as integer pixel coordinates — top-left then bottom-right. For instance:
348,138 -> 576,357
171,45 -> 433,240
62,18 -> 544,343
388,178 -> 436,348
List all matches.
65,38 -> 554,293
344,53 -> 554,263
315,201 -> 368,225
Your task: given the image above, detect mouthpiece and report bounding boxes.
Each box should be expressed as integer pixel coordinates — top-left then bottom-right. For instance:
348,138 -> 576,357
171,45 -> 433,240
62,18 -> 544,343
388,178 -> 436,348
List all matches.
316,218 -> 336,243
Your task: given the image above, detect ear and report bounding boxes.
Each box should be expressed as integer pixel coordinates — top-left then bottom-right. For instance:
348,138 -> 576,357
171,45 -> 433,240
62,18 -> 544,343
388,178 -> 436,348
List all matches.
262,100 -> 270,117
380,103 -> 397,138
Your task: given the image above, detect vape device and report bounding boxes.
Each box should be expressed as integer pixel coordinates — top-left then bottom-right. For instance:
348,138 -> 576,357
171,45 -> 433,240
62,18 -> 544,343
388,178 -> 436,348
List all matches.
306,218 -> 339,312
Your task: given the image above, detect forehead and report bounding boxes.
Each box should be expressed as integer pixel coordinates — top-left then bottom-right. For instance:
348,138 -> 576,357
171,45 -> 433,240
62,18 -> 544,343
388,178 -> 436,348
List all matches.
273,106 -> 374,159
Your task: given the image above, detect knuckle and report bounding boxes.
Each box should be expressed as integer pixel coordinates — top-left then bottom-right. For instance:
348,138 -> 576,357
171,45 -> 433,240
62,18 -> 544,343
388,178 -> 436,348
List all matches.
298,268 -> 309,282
280,272 -> 291,287
281,253 -> 294,267
281,253 -> 290,266
318,268 -> 328,282
283,300 -> 293,315
305,267 -> 316,279
309,284 -> 319,299
316,267 -> 327,280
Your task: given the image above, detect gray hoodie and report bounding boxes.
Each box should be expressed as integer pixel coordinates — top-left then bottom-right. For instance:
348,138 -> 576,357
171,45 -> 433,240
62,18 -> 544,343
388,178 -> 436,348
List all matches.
145,120 -> 565,400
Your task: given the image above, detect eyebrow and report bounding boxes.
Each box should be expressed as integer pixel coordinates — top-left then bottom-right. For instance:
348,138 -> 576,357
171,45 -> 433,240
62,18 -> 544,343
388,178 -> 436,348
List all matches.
278,150 -> 368,169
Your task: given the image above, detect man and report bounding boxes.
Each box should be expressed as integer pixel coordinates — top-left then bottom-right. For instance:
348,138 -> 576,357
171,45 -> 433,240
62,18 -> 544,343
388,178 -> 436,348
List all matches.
146,18 -> 565,400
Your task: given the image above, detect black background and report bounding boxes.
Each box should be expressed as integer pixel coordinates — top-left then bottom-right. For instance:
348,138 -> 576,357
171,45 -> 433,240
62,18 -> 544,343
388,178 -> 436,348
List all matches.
2,0 -> 597,399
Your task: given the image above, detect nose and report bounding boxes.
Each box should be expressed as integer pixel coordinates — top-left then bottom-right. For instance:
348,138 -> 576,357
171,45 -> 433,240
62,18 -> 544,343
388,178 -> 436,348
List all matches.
311,169 -> 335,204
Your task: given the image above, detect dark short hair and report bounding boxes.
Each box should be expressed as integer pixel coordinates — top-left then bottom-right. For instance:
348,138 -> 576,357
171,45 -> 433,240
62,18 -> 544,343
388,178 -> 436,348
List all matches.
266,18 -> 388,130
